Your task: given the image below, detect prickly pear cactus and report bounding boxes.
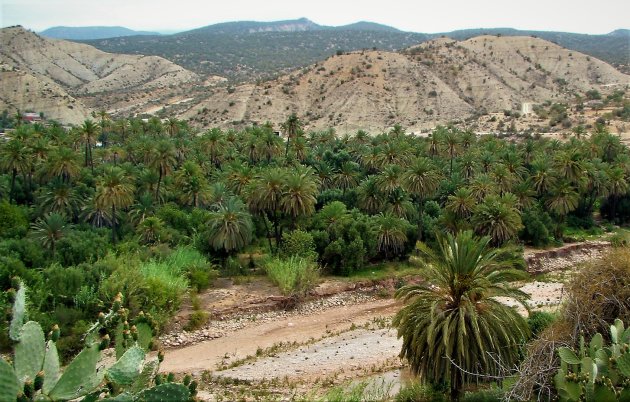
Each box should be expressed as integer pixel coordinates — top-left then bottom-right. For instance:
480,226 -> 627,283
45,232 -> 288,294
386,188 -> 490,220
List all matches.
555,319 -> 630,401
135,383 -> 191,401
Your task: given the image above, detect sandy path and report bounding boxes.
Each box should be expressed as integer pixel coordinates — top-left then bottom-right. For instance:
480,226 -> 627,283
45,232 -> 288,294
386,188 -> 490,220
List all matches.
160,298 -> 399,373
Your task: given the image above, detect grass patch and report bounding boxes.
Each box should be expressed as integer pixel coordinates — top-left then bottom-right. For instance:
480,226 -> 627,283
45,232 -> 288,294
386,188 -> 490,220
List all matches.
344,261 -> 417,281
265,256 -> 319,297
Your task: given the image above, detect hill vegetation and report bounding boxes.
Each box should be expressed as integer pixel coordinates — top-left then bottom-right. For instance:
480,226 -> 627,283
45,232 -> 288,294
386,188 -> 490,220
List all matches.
81,19 -> 630,80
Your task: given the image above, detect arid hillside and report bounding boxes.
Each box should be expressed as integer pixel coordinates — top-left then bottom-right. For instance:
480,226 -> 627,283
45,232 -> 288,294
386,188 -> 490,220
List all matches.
181,36 -> 629,133
0,27 -> 199,124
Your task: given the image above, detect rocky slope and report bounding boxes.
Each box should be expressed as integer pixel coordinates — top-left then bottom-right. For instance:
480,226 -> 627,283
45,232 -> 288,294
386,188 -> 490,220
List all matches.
180,36 -> 629,133
0,26 -> 199,124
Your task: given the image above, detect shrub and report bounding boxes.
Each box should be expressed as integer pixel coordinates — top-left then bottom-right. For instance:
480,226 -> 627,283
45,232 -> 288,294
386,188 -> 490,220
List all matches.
265,256 -> 319,298
164,247 -> 217,291
520,206 -> 554,247
528,311 -> 557,337
184,310 -> 208,331
396,382 -> 447,402
0,200 -> 28,239
280,230 -> 317,260
55,228 -> 110,266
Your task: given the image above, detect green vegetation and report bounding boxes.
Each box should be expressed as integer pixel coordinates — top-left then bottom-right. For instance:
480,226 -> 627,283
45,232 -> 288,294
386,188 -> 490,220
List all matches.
264,256 -> 319,298
554,319 -> 630,401
0,282 -> 196,401
2,111 -> 630,400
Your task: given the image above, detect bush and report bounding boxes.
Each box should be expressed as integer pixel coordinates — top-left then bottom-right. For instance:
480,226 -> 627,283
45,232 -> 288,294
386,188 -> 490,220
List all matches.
55,228 -> 110,266
164,247 -> 217,291
461,389 -> 503,402
184,310 -> 208,331
280,230 -> 317,260
520,206 -> 554,247
265,256 -> 319,298
0,200 -> 28,239
527,311 -> 556,337
396,382 -> 447,402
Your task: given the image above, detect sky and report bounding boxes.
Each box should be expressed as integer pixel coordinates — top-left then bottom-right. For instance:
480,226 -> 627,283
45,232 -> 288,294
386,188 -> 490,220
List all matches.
2,0 -> 629,35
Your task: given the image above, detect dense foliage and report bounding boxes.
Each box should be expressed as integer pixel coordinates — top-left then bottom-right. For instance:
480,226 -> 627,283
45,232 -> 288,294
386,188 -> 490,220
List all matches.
1,114 -> 629,364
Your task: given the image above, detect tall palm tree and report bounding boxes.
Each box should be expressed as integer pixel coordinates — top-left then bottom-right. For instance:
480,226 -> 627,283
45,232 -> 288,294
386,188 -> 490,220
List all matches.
31,213 -> 68,257
546,180 -> 579,218
207,197 -> 253,253
246,168 -> 286,248
137,216 -> 164,245
0,139 -> 28,203
80,120 -> 99,172
442,128 -> 461,176
393,230 -> 529,399
281,113 -> 302,159
94,166 -> 134,243
469,174 -> 497,202
376,165 -> 404,194
148,140 -> 176,202
281,168 -> 319,221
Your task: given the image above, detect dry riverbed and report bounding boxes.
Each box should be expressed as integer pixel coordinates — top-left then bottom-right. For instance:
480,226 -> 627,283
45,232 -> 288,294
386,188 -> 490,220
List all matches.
160,241 -> 608,400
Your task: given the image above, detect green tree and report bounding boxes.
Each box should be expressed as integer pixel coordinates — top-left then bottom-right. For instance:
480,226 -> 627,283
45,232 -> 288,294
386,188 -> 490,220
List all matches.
80,119 -> 99,172
0,139 -> 28,203
94,166 -> 135,244
281,167 -> 319,222
31,212 -> 68,257
472,194 -> 523,245
393,230 -> 529,399
374,213 -> 411,259
148,140 -> 176,202
207,197 -> 253,253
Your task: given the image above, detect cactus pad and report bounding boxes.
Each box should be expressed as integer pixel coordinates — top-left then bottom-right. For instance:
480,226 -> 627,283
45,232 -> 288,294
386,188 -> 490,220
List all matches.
9,283 -> 26,341
130,360 -> 158,395
135,383 -> 190,401
107,346 -> 145,385
42,340 -> 61,394
14,321 -> 45,383
0,358 -> 19,401
49,344 -> 101,400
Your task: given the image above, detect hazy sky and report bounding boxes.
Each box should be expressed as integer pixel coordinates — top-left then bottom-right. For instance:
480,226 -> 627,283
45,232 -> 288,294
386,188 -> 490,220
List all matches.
2,0 -> 629,34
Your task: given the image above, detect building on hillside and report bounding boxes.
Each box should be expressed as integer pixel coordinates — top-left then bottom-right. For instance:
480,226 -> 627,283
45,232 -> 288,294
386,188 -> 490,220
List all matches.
23,112 -> 42,122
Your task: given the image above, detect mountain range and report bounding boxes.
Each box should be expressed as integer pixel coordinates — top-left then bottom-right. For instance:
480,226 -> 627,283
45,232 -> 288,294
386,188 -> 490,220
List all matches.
39,26 -> 160,40
79,18 -> 629,80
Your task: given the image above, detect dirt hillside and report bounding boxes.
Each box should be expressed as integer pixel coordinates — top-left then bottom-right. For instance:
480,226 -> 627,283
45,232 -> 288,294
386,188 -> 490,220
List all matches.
0,26 -> 199,124
181,36 -> 629,133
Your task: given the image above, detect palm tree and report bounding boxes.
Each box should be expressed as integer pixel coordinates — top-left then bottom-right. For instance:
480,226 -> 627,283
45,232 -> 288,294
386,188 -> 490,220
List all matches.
386,188 -> 415,219
281,168 -> 319,221
469,174 -> 497,202
0,139 -> 28,203
201,128 -> 226,166
530,157 -> 556,195
207,197 -> 253,253
128,193 -> 154,226
472,194 -> 523,245
376,165 -> 404,194
94,166 -> 134,243
402,157 -> 440,201
374,213 -> 411,259
393,230 -> 529,399
445,187 -> 476,219
605,166 -> 629,219
39,179 -> 82,219
546,181 -> 579,218
442,128 -> 460,176
356,176 -> 385,215
281,113 -> 302,159
80,120 -> 99,172
137,216 -> 164,245
174,161 -> 211,207
148,140 -> 176,202
246,168 -> 286,248
333,161 -> 360,193
31,213 -> 68,257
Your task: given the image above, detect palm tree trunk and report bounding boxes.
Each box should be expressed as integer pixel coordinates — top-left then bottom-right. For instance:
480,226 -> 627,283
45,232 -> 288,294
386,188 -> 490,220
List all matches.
111,204 -> 117,244
156,169 -> 163,202
85,141 -> 89,167
262,214 -> 275,253
9,168 -> 16,203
